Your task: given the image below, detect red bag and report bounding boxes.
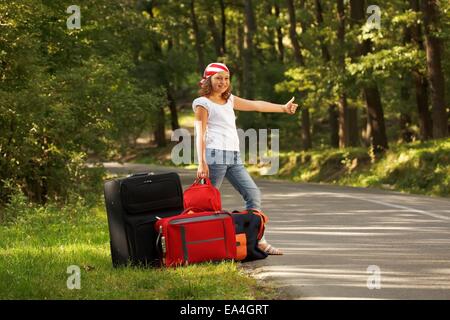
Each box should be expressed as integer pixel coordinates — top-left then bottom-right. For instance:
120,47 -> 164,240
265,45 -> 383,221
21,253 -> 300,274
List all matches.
183,178 -> 222,211
155,208 -> 236,267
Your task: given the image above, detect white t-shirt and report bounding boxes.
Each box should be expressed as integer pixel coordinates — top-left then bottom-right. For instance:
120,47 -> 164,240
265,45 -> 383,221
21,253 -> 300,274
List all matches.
192,94 -> 240,151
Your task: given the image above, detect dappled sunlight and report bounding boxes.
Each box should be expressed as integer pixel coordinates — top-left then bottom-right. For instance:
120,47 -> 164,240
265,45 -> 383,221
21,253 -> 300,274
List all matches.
224,182 -> 450,299
0,206 -> 258,299
268,226 -> 443,231
266,230 -> 401,236
254,265 -> 450,288
3,0 -> 448,302
249,264 -> 450,299
0,243 -> 110,257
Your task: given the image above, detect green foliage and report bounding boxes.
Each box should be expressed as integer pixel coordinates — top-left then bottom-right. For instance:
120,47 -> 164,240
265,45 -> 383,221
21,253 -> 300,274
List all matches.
0,1 -> 168,204
346,45 -> 425,82
371,139 -> 450,196
0,180 -> 31,224
1,0 -> 449,205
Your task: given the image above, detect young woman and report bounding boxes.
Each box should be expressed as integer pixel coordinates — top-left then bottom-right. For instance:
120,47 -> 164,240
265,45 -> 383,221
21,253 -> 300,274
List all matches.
192,62 -> 298,255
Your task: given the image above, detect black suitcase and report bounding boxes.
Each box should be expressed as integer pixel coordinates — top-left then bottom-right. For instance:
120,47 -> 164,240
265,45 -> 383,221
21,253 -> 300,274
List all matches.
104,172 -> 184,267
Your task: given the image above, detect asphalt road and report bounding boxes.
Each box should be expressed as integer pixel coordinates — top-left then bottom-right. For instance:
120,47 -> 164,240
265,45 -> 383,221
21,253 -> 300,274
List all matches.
103,162 -> 450,300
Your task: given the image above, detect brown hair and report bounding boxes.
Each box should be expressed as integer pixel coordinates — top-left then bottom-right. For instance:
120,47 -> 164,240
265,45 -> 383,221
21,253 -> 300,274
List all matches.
198,76 -> 232,101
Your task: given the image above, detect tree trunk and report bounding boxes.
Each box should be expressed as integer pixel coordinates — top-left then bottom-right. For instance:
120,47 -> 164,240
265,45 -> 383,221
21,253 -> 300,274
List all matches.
350,0 -> 387,152
338,93 -> 349,148
399,86 -> 414,143
329,104 -> 339,148
144,1 -> 167,146
399,28 -> 414,143
336,0 -> 351,148
316,0 -> 331,63
274,3 -> 284,62
410,0 -> 433,140
363,86 -> 388,153
243,0 -> 256,99
301,107 -> 312,150
163,37 -> 179,132
265,3 -> 277,58
421,0 -> 448,138
315,0 -> 338,147
286,0 -> 305,66
285,0 -> 311,150
314,0 -> 331,61
167,90 -> 179,131
347,1 -> 362,148
190,0 -> 205,73
207,14 -> 223,57
236,22 -> 244,96
414,70 -> 433,140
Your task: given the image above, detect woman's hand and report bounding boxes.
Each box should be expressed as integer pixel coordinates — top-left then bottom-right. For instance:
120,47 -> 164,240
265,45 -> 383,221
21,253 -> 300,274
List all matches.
283,97 -> 299,115
197,161 -> 209,179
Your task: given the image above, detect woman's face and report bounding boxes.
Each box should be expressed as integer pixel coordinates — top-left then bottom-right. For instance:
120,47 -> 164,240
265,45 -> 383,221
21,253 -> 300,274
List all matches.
210,72 -> 230,94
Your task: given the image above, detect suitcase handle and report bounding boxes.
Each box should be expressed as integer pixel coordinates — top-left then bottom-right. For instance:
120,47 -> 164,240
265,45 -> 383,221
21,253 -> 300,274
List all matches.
156,229 -> 161,255
192,177 -> 212,186
155,225 -> 166,266
127,172 -> 154,177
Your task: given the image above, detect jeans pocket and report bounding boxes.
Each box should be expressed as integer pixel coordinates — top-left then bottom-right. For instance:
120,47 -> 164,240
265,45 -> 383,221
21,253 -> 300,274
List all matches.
235,152 -> 243,165
206,148 -> 216,164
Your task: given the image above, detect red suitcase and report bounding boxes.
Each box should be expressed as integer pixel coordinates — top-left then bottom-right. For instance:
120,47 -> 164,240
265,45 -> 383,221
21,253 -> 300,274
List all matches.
155,209 -> 236,267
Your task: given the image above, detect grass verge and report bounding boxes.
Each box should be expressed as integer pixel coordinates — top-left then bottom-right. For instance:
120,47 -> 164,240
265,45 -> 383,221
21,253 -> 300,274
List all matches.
0,192 -> 278,300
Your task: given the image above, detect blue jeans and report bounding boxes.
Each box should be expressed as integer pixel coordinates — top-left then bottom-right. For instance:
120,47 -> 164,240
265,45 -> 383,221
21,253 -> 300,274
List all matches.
205,148 -> 261,210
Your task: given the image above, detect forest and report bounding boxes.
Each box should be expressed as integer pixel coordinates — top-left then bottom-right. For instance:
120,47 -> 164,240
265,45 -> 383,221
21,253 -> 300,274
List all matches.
1,0 -> 449,206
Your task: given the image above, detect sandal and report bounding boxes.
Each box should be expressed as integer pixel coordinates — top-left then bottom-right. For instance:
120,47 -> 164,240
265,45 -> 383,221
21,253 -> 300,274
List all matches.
258,242 -> 283,255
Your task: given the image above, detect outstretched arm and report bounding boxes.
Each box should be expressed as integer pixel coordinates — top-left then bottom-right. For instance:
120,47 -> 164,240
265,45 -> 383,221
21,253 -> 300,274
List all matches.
234,96 -> 298,114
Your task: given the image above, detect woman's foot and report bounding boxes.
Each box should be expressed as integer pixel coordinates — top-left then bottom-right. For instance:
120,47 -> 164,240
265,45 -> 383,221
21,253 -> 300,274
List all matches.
258,242 -> 283,255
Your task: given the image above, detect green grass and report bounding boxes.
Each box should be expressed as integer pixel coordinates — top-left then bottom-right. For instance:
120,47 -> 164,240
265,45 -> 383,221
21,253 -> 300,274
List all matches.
0,193 -> 277,300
